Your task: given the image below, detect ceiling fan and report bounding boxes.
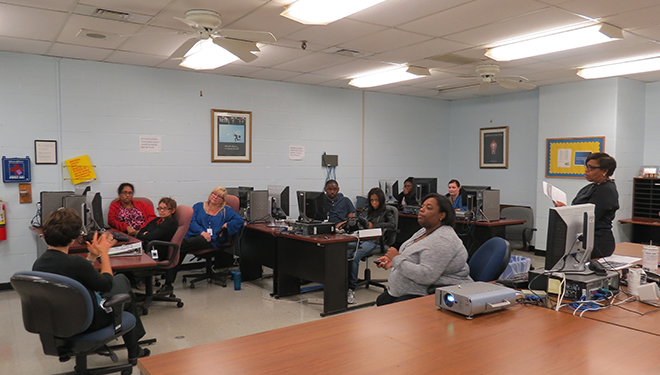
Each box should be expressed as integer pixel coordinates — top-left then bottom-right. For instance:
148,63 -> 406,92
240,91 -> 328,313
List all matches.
454,64 -> 536,93
170,9 -> 277,63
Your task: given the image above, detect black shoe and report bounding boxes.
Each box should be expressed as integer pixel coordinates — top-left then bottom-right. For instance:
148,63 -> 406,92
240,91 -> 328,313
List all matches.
157,284 -> 173,294
129,347 -> 150,366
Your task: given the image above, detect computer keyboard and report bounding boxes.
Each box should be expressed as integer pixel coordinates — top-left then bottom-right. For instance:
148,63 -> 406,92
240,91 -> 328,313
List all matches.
598,259 -> 633,270
496,274 -> 529,288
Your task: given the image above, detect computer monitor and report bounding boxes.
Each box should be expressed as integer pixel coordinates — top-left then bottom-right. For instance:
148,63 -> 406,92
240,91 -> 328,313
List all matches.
84,191 -> 104,230
379,180 -> 399,202
39,191 -> 74,225
268,185 -> 290,219
238,186 -> 253,209
296,191 -> 326,220
63,195 -> 88,233
545,203 -> 595,273
413,178 -> 437,201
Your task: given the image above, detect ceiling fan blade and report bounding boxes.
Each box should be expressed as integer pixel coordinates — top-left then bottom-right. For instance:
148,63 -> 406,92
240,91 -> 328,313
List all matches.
498,78 -> 536,90
174,16 -> 200,29
457,74 -> 479,79
478,81 -> 492,93
218,38 -> 260,52
170,38 -> 199,59
213,37 -> 258,62
219,29 -> 277,43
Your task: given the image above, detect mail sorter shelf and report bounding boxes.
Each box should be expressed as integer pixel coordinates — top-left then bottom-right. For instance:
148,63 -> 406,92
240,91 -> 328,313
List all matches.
632,178 -> 660,219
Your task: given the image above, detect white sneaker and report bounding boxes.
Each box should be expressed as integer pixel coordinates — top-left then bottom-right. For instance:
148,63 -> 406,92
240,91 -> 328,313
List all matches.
347,289 -> 355,304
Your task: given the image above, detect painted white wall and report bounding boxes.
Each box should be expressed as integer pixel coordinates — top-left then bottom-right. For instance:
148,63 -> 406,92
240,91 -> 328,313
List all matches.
448,91 -> 540,211
0,53 -> 449,282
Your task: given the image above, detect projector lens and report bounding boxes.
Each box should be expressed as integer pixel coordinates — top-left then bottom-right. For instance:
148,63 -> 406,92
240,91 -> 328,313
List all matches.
444,293 -> 455,307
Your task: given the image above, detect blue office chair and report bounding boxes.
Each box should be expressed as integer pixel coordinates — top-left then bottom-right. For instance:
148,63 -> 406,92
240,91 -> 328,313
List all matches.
11,271 -> 138,375
468,237 -> 511,282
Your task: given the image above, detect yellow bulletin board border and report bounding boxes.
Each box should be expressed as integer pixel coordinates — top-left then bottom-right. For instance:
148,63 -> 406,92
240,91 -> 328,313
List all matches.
546,137 -> 604,178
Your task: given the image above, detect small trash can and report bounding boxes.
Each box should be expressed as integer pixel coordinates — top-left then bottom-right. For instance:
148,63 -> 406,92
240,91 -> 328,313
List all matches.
499,255 -> 531,279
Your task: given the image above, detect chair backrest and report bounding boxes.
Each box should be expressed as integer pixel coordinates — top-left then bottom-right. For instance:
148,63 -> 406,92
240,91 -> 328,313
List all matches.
110,197 -> 154,209
468,237 -> 511,282
383,205 -> 399,247
152,204 -> 193,269
500,206 -> 535,249
10,271 -> 92,339
225,194 -> 239,212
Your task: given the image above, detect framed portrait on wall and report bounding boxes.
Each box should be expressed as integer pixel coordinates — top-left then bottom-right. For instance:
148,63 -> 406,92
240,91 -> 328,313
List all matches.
480,126 -> 508,168
211,109 -> 252,163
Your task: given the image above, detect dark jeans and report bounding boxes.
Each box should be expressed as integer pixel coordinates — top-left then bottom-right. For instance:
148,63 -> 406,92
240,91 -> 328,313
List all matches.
376,290 -> 423,306
95,274 -> 146,358
166,236 -> 232,284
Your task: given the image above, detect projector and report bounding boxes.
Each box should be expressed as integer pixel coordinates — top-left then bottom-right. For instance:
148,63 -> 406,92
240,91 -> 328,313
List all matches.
435,282 -> 517,318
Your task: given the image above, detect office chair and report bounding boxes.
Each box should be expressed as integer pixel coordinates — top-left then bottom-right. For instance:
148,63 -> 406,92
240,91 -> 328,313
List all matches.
356,205 -> 399,290
182,194 -> 241,289
11,271 -> 138,375
468,237 -> 511,282
138,204 -> 193,314
500,206 -> 536,251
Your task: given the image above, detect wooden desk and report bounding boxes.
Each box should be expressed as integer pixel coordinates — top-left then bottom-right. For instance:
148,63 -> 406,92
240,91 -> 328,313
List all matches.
138,295 -> 660,375
618,218 -> 660,244
240,223 -> 374,316
614,241 -> 645,258
396,213 -> 524,256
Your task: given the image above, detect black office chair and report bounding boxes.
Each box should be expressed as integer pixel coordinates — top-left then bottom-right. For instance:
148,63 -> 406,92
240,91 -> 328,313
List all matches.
11,271 -> 138,375
356,205 -> 399,290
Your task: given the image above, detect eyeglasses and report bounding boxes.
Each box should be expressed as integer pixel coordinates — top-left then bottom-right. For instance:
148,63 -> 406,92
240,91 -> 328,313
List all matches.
157,207 -> 170,211
120,191 -> 134,195
585,164 -> 601,171
210,192 -> 223,198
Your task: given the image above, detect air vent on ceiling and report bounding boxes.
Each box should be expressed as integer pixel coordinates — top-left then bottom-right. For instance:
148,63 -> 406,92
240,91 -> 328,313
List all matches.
323,47 -> 374,58
93,8 -> 131,21
427,53 -> 482,65
74,4 -> 152,24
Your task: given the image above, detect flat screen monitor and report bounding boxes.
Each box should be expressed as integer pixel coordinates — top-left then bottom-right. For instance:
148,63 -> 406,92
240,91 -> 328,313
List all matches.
379,180 -> 399,202
63,195 -> 88,232
84,191 -> 104,230
413,178 -> 437,201
545,203 -> 595,273
268,185 -> 290,219
296,191 -> 326,221
40,191 -> 74,225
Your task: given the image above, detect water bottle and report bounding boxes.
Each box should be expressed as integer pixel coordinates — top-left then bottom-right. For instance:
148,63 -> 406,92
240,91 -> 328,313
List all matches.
232,270 -> 241,290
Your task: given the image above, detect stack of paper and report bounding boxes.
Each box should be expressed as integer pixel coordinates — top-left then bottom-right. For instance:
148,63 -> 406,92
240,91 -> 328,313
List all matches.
109,242 -> 143,257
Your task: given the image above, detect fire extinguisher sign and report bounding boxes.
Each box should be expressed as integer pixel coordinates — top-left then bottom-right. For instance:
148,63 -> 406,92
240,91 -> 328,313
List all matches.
2,156 -> 32,183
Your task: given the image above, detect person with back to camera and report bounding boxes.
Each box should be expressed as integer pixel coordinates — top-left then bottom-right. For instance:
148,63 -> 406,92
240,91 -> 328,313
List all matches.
323,179 -> 356,225
396,177 -> 418,206
554,152 -> 619,258
136,197 -> 178,293
446,179 -> 468,211
32,208 -> 150,365
346,187 -> 396,304
108,183 -> 157,236
169,187 -> 244,284
375,193 -> 472,306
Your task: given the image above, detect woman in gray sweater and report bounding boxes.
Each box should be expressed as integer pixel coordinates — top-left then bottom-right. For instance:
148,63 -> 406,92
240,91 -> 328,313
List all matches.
376,193 -> 472,306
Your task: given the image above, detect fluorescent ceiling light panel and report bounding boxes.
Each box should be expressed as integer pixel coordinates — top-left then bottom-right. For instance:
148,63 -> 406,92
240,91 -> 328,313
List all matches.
577,55 -> 660,79
281,0 -> 388,25
486,24 -> 623,61
180,39 -> 240,70
348,66 -> 430,88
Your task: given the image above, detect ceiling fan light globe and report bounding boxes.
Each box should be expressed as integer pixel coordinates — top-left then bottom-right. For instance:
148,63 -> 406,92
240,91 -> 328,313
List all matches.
180,39 -> 239,70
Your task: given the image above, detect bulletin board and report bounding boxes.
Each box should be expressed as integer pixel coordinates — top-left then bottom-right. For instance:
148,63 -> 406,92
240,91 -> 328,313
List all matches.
546,137 -> 604,178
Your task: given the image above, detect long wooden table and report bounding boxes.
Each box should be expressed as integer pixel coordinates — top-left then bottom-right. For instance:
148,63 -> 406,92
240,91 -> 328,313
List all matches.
240,223 -> 378,316
138,295 -> 660,375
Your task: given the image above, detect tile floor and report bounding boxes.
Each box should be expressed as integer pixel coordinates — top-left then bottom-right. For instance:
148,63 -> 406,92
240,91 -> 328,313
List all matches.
0,250 -> 541,375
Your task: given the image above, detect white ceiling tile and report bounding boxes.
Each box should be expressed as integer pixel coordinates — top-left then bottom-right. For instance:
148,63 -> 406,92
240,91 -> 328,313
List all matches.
232,44 -> 310,68
48,43 -> 114,61
282,73 -> 335,85
0,36 -> 52,55
555,0 -> 660,19
446,8 -> 585,47
79,0 -> 173,16
56,14 -> 142,49
602,5 -> 660,31
244,68 -> 302,80
209,64 -> 264,76
147,0 -> 269,30
633,25 -> 660,42
222,2 -> 306,41
340,29 -> 431,54
104,50 -> 168,67
118,26 -> 192,57
0,3 -> 68,40
285,19 -> 386,48
368,38 -> 472,64
272,52 -> 354,73
347,0 -> 474,27
312,59 -> 395,78
399,0 -> 547,37
0,0 -> 77,12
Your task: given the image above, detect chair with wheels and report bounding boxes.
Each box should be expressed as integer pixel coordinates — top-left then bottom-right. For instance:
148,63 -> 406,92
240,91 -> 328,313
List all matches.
11,270 -> 139,375
500,206 -> 536,251
355,205 -> 399,291
468,237 -> 511,282
138,204 -> 193,314
182,194 -> 241,289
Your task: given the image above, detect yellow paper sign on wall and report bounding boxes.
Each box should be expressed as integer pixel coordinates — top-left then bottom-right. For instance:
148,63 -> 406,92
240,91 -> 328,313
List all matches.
65,155 -> 96,185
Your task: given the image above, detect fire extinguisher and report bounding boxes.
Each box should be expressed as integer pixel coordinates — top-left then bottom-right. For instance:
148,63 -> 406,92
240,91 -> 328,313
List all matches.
0,200 -> 6,241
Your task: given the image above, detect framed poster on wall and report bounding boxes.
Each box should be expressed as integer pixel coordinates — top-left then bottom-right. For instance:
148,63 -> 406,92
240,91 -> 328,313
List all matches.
211,109 -> 252,163
480,126 -> 508,168
546,137 -> 604,178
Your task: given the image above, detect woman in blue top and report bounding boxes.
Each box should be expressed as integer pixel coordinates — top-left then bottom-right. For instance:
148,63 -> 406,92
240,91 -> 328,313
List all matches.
446,179 -> 468,211
169,187 -> 244,284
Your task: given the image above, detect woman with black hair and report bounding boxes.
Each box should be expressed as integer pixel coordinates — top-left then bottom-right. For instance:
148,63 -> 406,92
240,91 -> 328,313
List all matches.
376,193 -> 472,306
346,187 -> 396,303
